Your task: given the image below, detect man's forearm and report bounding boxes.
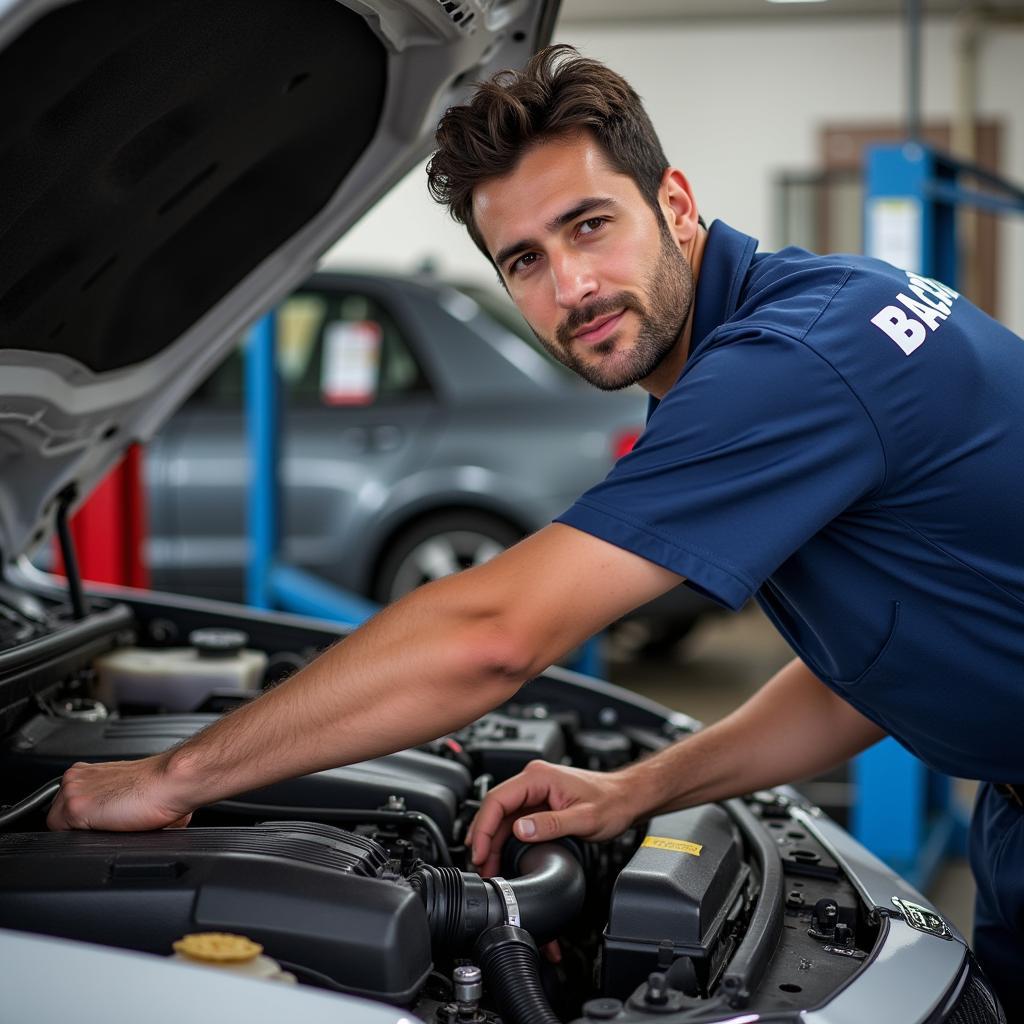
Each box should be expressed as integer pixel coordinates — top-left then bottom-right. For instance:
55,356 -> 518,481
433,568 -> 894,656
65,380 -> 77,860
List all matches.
622,657 -> 886,818
160,575 -> 526,808
51,524 -> 685,833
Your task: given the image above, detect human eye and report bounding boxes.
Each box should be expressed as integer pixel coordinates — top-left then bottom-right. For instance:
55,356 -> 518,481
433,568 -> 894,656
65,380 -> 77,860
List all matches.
577,216 -> 607,237
508,251 -> 539,276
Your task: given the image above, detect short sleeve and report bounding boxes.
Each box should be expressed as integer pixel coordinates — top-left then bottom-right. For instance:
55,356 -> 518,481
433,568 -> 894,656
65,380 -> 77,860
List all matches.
555,331 -> 885,610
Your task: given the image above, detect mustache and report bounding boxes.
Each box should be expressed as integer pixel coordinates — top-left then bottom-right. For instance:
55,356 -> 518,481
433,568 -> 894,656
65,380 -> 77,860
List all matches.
556,293 -> 644,346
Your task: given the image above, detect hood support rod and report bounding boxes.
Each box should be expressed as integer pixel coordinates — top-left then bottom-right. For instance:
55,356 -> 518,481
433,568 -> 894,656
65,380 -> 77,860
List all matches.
55,487 -> 87,621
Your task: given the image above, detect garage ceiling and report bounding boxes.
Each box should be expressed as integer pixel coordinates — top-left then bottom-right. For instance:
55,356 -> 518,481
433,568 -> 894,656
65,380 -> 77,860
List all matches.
559,0 -> 1024,24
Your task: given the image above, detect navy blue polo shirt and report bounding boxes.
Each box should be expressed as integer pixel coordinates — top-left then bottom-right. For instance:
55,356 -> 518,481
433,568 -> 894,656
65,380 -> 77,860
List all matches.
557,220 -> 1024,781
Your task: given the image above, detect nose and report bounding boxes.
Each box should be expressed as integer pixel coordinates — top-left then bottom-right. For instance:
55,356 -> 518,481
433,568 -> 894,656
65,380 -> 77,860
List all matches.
550,250 -> 597,310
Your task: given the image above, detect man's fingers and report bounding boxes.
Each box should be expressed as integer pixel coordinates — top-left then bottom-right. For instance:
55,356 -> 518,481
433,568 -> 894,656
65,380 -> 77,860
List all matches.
41,756 -> 196,833
45,799 -> 65,832
480,848 -> 502,879
477,801 -> 598,874
540,939 -> 562,964
481,816 -> 519,877
472,815 -> 514,873
467,761 -> 612,872
46,789 -> 84,831
512,803 -> 594,844
468,773 -> 547,866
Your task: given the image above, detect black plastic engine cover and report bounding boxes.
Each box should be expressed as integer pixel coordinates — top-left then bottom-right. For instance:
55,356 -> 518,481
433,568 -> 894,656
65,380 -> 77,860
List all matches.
603,804 -> 750,997
2,713 -> 471,837
0,822 -> 431,1003
458,712 -> 565,781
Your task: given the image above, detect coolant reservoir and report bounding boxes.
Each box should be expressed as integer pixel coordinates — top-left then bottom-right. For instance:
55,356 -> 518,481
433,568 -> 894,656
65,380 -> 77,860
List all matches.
94,628 -> 267,712
171,933 -> 296,984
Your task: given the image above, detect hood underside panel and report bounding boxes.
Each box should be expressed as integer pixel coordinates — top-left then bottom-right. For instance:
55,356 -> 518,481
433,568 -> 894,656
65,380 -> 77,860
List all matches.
0,0 -> 386,373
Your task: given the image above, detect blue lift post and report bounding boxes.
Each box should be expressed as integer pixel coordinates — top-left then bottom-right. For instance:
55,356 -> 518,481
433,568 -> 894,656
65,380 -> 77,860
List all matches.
245,312 -> 379,627
857,141 -> 1024,888
244,309 -> 605,673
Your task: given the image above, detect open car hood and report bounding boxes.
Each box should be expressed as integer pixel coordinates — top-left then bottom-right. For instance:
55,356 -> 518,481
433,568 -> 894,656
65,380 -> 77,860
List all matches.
0,0 -> 559,564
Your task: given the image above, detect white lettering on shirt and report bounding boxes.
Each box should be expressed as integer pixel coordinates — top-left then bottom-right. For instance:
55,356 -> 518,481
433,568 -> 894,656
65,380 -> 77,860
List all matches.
872,305 -> 927,354
908,274 -> 959,306
907,282 -> 951,315
871,272 -> 959,355
897,292 -> 948,330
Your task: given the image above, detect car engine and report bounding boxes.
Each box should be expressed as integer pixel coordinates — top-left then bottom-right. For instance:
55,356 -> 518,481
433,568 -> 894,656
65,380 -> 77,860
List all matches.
0,583 -> 917,1024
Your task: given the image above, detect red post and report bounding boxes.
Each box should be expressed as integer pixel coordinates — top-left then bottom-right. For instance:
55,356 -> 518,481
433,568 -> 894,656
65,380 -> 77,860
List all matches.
53,445 -> 150,588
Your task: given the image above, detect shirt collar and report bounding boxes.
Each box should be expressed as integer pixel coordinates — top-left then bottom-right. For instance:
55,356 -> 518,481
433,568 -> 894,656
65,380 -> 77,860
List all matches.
646,220 -> 758,421
689,219 -> 759,355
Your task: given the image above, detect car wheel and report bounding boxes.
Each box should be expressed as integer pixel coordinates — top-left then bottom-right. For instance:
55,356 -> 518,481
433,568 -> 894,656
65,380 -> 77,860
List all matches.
372,511 -> 523,604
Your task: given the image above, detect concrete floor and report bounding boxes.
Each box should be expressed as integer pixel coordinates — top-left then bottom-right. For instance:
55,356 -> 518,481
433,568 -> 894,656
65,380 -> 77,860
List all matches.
606,603 -> 976,940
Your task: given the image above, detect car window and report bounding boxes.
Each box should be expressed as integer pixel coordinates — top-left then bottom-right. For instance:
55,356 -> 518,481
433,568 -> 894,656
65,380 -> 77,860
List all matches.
185,287 -> 429,409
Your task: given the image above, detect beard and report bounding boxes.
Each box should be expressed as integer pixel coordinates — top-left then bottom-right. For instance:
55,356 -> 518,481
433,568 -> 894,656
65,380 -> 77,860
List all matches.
530,221 -> 694,391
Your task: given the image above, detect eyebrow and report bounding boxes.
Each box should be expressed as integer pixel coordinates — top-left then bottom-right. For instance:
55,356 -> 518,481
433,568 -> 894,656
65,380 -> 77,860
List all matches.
493,196 -> 618,270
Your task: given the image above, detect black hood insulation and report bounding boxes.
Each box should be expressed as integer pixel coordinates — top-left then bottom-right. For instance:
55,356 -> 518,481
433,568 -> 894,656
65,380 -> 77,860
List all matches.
0,0 -> 387,372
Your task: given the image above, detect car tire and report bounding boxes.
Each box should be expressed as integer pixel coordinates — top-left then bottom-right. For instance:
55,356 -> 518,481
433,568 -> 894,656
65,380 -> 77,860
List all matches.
372,510 -> 524,604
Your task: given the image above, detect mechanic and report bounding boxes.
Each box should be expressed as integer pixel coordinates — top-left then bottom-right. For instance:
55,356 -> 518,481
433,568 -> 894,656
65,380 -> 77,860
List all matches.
49,46 -> 1024,1013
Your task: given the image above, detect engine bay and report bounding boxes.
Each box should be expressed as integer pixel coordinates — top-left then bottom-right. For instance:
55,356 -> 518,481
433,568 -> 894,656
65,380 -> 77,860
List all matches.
0,580 -> 883,1023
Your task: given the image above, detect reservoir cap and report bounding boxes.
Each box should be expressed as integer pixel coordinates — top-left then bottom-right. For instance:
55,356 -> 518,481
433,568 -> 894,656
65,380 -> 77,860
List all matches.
189,628 -> 248,659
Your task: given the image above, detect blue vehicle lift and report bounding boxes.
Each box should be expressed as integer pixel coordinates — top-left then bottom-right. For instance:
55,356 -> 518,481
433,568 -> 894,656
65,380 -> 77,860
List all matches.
244,312 -> 379,626
244,308 -> 605,673
856,141 -> 1024,888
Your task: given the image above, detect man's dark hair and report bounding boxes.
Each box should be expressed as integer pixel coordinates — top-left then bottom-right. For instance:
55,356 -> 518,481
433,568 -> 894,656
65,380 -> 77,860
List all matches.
426,45 -> 671,262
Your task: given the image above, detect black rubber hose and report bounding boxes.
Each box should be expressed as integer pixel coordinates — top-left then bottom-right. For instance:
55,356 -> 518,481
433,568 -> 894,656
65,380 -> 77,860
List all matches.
412,841 -> 585,949
504,841 -> 586,944
413,866 -> 496,949
718,798 -> 784,1007
0,778 -> 61,829
475,925 -> 561,1024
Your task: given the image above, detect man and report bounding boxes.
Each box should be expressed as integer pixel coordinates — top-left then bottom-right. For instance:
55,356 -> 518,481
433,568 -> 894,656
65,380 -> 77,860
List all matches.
50,46 -> 1024,1012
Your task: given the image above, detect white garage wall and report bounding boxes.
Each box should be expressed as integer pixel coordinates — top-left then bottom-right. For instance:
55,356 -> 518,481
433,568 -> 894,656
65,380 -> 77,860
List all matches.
323,14 -> 1024,332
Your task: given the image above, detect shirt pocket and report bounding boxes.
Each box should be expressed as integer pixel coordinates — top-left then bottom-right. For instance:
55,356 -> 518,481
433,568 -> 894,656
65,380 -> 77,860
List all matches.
829,600 -> 902,687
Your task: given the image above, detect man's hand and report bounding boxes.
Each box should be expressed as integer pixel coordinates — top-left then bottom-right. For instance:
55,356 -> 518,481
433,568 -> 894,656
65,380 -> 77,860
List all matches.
466,660 -> 889,879
47,756 -> 193,832
467,760 -> 638,877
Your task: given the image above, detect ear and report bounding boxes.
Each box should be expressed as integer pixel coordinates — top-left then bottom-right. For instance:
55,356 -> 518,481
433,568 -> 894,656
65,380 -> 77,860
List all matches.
658,167 -> 699,246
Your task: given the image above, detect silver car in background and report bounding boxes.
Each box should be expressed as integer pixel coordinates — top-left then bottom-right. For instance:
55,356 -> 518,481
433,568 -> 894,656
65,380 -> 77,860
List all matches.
145,270 -> 649,606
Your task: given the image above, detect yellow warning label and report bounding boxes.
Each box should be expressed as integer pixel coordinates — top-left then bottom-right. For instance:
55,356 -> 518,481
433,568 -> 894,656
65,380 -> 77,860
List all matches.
642,836 -> 703,856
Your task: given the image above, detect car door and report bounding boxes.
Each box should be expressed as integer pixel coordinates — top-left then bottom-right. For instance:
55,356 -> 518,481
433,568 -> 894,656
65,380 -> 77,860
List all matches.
148,280 -> 440,602
278,282 -> 440,593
